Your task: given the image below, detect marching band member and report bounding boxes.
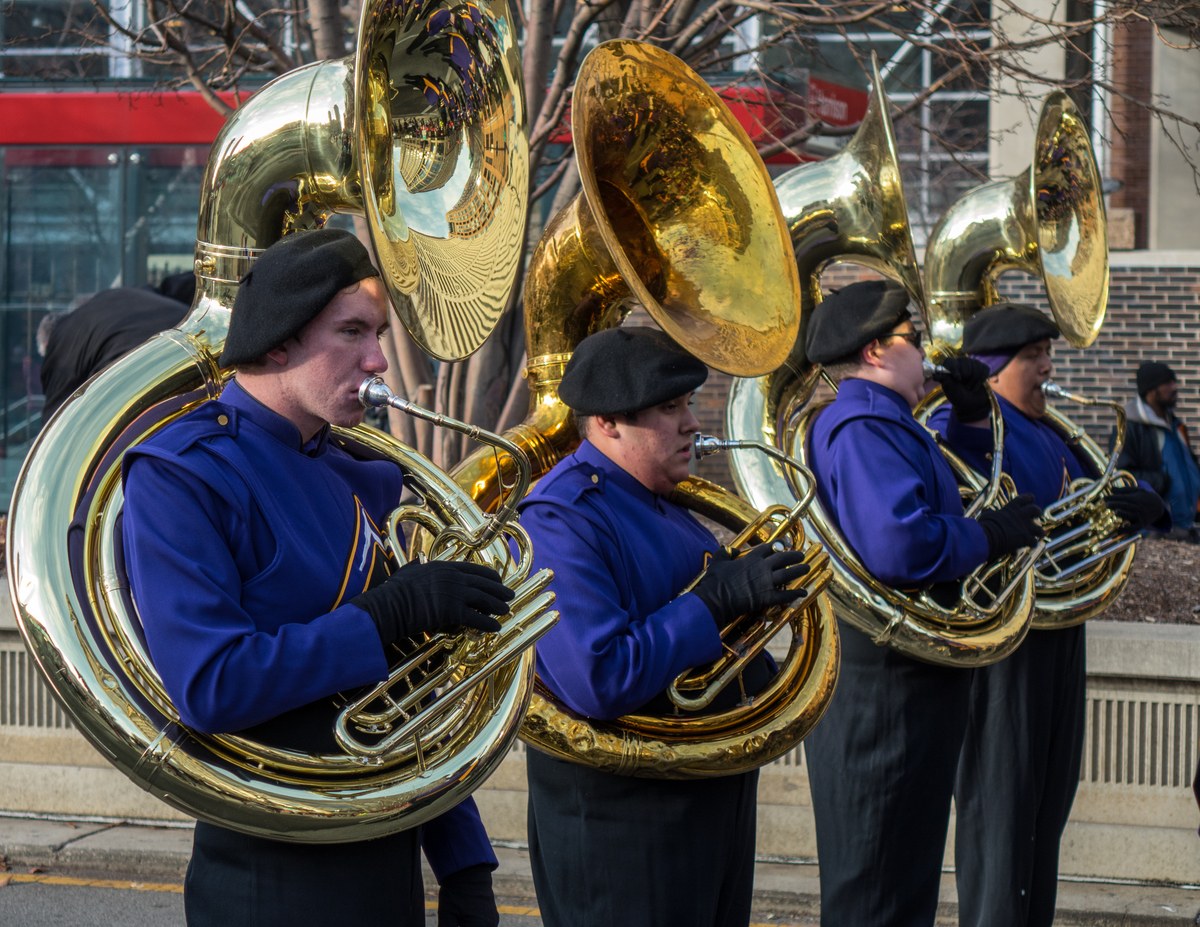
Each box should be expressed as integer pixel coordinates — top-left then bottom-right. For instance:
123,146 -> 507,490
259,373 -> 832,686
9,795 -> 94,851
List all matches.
927,302 -> 1166,927
801,280 -> 1043,927
516,326 -> 811,927
121,230 -> 505,927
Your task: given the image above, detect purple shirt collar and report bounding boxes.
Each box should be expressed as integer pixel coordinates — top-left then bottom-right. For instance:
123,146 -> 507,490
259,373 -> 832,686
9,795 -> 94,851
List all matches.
220,378 -> 331,456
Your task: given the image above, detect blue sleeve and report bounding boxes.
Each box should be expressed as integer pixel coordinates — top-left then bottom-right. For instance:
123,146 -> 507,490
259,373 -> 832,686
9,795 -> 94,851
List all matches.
122,455 -> 389,734
521,504 -> 722,720
421,795 -> 497,882
826,420 -> 990,586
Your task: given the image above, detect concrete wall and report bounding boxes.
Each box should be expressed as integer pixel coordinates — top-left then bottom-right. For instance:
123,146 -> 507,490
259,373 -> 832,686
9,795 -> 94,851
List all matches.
1149,29 -> 1200,251
4,612 -> 1198,882
987,0 -> 1065,180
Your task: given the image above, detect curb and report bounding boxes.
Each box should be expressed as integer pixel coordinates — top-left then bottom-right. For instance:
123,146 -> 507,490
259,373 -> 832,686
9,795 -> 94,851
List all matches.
3,825 -> 1197,926
2,839 -> 190,878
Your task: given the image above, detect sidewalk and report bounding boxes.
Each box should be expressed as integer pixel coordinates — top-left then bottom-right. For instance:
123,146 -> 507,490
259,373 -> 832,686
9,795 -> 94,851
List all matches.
0,815 -> 1197,925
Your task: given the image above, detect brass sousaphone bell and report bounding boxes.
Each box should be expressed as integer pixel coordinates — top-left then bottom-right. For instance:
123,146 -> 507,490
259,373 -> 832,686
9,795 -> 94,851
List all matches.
918,91 -> 1136,629
7,0 -> 560,842
726,58 -> 1041,667
453,40 -> 840,778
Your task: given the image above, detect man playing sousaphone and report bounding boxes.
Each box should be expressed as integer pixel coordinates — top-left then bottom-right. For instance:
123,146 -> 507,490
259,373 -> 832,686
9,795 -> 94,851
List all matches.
121,230 -> 508,927
927,303 -> 1166,927
800,280 -> 1044,926
516,326 -> 812,927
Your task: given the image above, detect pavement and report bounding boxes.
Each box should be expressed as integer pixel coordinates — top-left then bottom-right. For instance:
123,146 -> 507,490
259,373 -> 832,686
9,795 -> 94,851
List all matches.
1,814 -> 1199,925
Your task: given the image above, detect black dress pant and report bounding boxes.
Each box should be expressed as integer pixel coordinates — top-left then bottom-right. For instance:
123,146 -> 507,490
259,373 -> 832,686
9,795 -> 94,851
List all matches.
526,749 -> 759,927
954,625 -> 1086,927
184,820 -> 424,927
804,620 -> 974,927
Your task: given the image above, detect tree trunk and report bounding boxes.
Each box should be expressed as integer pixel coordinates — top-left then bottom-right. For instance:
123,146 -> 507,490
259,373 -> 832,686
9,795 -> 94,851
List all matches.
523,0 -> 557,136
307,0 -> 345,61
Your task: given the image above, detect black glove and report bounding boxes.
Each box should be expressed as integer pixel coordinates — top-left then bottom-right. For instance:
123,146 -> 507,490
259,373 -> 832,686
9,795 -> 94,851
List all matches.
692,544 -> 810,625
976,493 -> 1045,559
1105,485 -> 1165,532
438,863 -> 498,927
931,357 -> 992,424
350,559 -> 513,647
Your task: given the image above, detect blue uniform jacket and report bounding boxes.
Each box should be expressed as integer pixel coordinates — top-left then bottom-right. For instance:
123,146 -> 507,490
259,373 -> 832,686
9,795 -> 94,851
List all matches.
928,397 -> 1091,508
928,397 -> 1170,530
121,379 -> 494,879
808,378 -> 990,586
517,440 -> 723,720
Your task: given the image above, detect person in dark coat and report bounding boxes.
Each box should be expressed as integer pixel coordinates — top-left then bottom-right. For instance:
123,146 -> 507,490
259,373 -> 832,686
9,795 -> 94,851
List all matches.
800,281 -> 1044,927
40,272 -> 196,421
1114,361 -> 1200,540
515,325 -> 812,927
121,231 -> 507,927
927,303 -> 1166,927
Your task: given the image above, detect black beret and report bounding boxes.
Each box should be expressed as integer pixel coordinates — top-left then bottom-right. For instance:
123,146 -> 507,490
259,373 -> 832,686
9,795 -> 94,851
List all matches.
1136,361 -> 1176,397
805,280 -> 911,365
220,228 -> 381,366
559,327 -> 708,416
961,302 -> 1060,355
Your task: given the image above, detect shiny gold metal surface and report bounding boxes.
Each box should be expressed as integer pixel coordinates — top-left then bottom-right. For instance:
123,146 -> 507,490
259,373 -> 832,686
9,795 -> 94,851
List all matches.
8,0 -> 550,842
520,473 -> 840,778
913,385 -> 1139,631
923,92 -> 1108,353
759,55 -> 924,441
569,40 -> 800,375
355,0 -> 529,360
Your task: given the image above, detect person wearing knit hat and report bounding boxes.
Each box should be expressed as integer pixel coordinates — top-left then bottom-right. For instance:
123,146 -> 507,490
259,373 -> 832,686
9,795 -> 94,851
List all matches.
927,303 -> 1168,927
121,229 -> 507,927
801,281 -> 1044,927
1117,360 -> 1200,540
516,324 -> 812,927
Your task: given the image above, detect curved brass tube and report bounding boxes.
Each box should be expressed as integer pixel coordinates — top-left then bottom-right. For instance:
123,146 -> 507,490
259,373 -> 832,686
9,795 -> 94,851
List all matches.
726,372 -> 1040,667
913,382 -> 1139,630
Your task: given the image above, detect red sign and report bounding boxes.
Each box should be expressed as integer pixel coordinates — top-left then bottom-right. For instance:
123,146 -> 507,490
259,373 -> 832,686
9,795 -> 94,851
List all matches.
0,91 -> 241,146
807,76 -> 868,127
543,77 -> 868,166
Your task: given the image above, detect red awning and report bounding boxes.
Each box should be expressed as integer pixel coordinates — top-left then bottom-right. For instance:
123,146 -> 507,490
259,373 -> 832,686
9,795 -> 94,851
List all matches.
0,91 -> 240,145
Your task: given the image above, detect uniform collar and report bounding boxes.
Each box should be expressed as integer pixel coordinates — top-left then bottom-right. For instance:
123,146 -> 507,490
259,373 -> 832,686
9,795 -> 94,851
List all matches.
573,439 -> 668,513
837,377 -> 915,418
221,379 -> 331,456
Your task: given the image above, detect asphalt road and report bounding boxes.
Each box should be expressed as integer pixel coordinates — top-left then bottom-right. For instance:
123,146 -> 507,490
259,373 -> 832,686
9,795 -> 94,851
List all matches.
0,878 -> 548,926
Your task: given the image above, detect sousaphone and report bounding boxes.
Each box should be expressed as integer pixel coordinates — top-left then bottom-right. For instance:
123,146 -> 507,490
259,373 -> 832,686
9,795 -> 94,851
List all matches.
7,0 -> 559,842
453,40 -> 840,778
726,57 -> 1040,667
919,91 -> 1135,629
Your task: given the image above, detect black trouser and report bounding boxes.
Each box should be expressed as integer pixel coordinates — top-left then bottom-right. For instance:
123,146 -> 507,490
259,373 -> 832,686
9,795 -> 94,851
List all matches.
526,749 -> 759,927
954,625 -> 1086,927
184,820 -> 424,927
804,620 -> 973,927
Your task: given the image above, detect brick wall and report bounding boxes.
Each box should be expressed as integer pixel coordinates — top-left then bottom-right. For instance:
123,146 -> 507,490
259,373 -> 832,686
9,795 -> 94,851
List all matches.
654,255 -> 1200,491
1109,22 -> 1155,249
994,259 -> 1200,445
